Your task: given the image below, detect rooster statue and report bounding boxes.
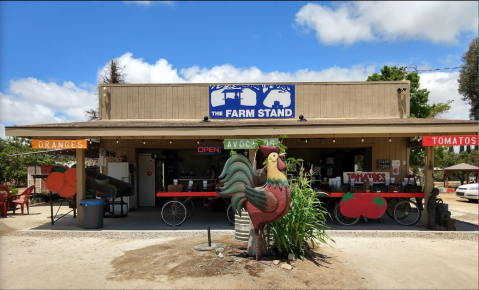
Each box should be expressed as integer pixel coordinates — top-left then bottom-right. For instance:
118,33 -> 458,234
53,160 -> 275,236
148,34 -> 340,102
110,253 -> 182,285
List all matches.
217,145 -> 291,260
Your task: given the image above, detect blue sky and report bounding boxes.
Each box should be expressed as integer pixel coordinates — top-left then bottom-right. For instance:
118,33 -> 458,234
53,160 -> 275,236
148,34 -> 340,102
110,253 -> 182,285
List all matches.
0,1 -> 477,137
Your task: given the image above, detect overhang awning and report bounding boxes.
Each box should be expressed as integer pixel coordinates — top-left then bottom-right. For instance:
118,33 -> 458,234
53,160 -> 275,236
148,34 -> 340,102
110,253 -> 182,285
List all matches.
5,118 -> 478,139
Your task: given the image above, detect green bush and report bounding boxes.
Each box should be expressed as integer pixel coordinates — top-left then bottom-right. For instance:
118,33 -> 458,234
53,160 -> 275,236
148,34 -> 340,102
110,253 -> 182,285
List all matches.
269,159 -> 334,261
8,187 -> 18,195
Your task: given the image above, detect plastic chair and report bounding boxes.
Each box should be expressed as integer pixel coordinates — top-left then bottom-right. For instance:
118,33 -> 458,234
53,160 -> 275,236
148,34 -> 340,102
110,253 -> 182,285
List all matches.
10,185 -> 35,215
0,185 -> 10,218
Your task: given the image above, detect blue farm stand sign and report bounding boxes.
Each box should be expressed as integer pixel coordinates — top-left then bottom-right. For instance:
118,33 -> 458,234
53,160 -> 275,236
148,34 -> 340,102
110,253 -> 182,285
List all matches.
209,84 -> 295,119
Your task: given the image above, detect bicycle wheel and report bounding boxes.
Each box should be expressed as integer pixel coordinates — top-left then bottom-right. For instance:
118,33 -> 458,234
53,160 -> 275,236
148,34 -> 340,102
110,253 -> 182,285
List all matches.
177,197 -> 195,218
325,198 -> 338,220
334,203 -> 360,226
386,198 -> 398,219
226,204 -> 235,224
161,201 -> 186,226
393,200 -> 421,226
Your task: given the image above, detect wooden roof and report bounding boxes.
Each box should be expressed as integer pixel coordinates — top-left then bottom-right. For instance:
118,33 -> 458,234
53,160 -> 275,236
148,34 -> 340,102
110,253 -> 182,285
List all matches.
443,163 -> 479,171
5,118 -> 478,139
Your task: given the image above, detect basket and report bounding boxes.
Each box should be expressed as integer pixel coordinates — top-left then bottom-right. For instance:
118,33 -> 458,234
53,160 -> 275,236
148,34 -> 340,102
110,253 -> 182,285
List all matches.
331,185 -> 349,193
388,185 -> 402,193
370,185 -> 387,193
351,185 -> 365,193
404,185 -> 423,193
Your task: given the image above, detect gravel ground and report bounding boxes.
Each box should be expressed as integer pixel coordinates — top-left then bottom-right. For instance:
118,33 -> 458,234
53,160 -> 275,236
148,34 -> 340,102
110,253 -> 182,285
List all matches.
0,200 -> 478,289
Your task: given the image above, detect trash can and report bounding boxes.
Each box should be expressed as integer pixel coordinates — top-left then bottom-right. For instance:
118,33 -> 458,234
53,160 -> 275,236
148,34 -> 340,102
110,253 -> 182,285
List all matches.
80,199 -> 105,229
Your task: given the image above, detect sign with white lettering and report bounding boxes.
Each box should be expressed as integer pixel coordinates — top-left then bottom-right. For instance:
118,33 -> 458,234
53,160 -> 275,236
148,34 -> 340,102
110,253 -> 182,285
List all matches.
422,135 -> 478,146
209,84 -> 295,119
343,172 -> 390,184
378,160 -> 391,169
224,138 -> 279,149
32,140 -> 87,149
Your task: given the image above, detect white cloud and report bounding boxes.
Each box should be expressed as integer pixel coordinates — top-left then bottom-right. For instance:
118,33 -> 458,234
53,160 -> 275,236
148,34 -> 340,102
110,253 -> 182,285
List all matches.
123,1 -> 175,7
0,79 -> 97,127
106,52 -> 376,84
420,71 -> 470,120
295,2 -> 478,45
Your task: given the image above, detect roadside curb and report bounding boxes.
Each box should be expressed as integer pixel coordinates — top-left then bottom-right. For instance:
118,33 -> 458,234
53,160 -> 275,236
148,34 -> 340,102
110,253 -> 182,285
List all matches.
11,228 -> 478,241
326,230 -> 478,241
11,229 -> 236,239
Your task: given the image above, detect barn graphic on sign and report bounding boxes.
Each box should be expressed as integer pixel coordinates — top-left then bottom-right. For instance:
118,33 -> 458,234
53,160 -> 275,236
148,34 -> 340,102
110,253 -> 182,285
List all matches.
209,84 -> 295,119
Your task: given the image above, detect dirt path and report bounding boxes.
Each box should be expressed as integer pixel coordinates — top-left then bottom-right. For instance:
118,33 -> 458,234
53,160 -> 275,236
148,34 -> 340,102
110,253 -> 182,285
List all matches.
0,202 -> 477,289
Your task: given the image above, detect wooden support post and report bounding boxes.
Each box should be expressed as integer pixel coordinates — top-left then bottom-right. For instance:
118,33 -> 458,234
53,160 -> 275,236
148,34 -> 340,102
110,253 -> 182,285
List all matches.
423,146 -> 434,226
76,149 -> 86,227
248,149 -> 255,168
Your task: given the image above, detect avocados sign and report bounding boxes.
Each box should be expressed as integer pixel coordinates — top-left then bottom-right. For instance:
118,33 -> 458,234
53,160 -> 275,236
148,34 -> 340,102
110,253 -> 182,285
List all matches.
224,138 -> 279,150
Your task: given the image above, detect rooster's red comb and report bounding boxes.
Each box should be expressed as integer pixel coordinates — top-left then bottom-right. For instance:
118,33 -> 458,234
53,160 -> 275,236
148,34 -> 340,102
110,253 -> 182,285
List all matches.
259,145 -> 280,155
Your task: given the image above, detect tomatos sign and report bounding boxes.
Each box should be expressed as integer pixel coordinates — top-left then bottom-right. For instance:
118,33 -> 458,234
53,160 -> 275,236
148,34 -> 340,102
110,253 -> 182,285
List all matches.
198,146 -> 222,154
343,172 -> 390,184
422,135 -> 478,146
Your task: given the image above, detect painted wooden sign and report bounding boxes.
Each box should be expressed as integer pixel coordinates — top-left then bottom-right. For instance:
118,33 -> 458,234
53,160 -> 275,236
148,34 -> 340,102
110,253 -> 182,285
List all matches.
422,135 -> 478,146
339,192 -> 387,219
378,160 -> 391,169
224,138 -> 279,149
343,172 -> 390,183
32,140 -> 87,149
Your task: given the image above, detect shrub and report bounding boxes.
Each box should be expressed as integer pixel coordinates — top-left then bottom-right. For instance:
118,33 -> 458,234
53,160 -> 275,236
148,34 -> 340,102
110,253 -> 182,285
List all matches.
269,158 -> 334,261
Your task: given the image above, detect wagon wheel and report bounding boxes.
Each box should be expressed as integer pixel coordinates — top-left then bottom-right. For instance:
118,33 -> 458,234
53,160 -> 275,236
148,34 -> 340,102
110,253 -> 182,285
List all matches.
161,201 -> 186,226
334,203 -> 360,226
393,200 -> 421,226
325,198 -> 338,220
385,198 -> 399,219
176,197 -> 195,218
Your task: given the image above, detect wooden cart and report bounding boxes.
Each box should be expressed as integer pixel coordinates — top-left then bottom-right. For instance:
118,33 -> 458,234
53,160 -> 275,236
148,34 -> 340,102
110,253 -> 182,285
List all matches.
323,191 -> 425,226
156,192 -> 234,226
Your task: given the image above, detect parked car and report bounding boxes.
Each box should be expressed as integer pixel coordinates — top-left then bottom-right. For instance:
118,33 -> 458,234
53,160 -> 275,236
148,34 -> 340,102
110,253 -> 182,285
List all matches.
456,183 -> 478,202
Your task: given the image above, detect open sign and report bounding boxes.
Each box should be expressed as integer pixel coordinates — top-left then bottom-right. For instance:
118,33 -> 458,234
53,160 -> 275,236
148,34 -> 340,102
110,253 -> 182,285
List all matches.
198,146 -> 222,154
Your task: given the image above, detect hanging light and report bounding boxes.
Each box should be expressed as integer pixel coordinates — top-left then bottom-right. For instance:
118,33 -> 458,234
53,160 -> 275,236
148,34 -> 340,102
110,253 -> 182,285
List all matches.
89,139 -> 92,145
143,136 -> 145,145
333,134 -> 336,143
417,134 -> 422,142
389,134 -> 391,142
361,134 -> 364,143
305,139 -> 308,143
169,137 -> 172,144
197,137 -> 200,144
116,138 -> 119,144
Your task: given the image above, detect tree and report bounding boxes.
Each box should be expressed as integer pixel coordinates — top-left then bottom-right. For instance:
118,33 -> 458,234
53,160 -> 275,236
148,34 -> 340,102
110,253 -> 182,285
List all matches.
458,37 -> 478,120
85,58 -> 128,121
0,138 -> 67,186
367,66 -> 453,176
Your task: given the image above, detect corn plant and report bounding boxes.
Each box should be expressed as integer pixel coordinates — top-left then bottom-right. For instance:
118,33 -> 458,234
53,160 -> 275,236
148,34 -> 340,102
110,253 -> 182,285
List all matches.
269,159 -> 334,260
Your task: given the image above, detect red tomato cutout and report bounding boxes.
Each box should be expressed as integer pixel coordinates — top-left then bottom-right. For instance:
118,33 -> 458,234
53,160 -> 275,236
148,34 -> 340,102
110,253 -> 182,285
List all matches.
339,193 -> 363,218
361,195 -> 387,219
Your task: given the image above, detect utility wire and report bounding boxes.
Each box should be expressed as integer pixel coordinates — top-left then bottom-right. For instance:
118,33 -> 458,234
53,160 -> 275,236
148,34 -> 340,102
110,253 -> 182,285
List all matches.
416,66 -> 463,72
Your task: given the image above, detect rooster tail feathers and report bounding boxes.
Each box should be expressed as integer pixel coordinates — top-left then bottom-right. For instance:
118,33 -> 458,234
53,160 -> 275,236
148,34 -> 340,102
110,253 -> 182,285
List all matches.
218,154 -> 253,180
219,162 -> 254,184
218,182 -> 245,195
231,193 -> 247,216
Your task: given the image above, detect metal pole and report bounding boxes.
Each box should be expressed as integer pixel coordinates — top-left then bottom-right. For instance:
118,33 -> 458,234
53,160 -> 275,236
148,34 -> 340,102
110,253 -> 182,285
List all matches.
207,225 -> 211,246
50,190 -> 54,225
33,155 -> 37,204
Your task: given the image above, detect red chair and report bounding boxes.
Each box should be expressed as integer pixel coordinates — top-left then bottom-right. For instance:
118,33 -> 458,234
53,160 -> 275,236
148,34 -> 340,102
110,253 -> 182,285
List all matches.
10,185 -> 35,215
0,185 -> 10,218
